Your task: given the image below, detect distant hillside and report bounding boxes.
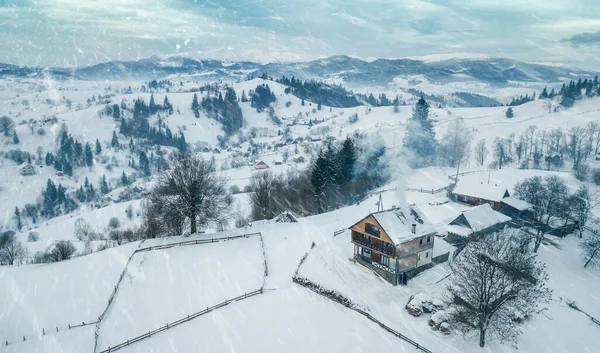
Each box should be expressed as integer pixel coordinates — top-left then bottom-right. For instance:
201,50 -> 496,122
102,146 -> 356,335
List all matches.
1,55 -> 596,87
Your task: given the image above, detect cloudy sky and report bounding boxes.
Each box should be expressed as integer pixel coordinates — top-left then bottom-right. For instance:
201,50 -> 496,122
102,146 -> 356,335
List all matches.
1,0 -> 600,69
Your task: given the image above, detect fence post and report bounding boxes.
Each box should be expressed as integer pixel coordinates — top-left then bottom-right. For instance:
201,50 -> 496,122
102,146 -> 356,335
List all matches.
43,328 -> 45,335
56,326 -> 58,332
68,324 -> 71,329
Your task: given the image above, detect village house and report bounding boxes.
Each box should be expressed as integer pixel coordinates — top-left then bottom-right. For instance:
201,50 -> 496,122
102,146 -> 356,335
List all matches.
292,155 -> 305,163
19,163 -> 36,176
446,204 -> 512,244
253,161 -> 269,170
350,206 -> 453,285
452,180 -> 531,218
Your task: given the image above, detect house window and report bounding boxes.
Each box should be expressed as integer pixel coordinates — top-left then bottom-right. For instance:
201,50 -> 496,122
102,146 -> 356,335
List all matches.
427,236 -> 431,243
418,254 -> 421,261
365,223 -> 380,237
490,201 -> 495,208
419,238 -> 423,245
463,195 -> 468,202
381,256 -> 390,267
426,252 -> 429,258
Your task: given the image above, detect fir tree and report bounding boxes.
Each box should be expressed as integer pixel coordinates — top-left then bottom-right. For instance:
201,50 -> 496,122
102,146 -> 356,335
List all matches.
111,131 -> 119,148
149,94 -> 157,114
12,130 -> 19,144
192,93 -> 200,111
301,99 -> 305,106
129,138 -> 134,152
84,143 -> 93,167
139,151 -> 150,177
506,107 -> 514,118
14,207 -> 21,230
317,102 -> 322,111
403,97 -> 436,167
100,174 -> 110,195
112,104 -> 121,120
121,171 -> 128,186
336,137 -> 357,185
539,87 -> 548,99
95,139 -> 102,154
241,90 -> 248,102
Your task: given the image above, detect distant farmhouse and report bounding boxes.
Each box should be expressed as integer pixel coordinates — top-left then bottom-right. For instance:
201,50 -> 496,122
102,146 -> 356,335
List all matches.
350,206 -> 453,285
19,163 -> 35,176
452,180 -> 531,218
446,204 -> 512,244
253,161 -> 269,170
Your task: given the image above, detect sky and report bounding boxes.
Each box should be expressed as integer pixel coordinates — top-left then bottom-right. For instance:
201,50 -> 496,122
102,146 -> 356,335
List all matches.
1,0 -> 600,69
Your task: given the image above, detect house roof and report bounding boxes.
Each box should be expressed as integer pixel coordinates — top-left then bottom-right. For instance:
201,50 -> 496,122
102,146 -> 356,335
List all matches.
446,224 -> 473,237
19,163 -> 33,168
454,204 -> 511,232
501,196 -> 531,211
433,238 -> 456,258
369,206 -> 436,244
453,181 -> 509,202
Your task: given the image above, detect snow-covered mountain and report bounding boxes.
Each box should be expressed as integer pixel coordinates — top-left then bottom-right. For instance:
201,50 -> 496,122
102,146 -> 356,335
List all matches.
1,55 -> 595,86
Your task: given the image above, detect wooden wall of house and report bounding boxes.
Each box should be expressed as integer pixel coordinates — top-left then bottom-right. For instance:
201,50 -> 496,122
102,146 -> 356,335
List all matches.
351,215 -> 394,244
454,194 -> 502,210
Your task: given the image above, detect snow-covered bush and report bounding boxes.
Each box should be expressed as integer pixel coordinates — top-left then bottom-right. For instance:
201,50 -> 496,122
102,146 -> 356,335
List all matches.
49,241 -> 77,262
27,231 -> 39,242
574,163 -> 590,181
593,168 -> 600,185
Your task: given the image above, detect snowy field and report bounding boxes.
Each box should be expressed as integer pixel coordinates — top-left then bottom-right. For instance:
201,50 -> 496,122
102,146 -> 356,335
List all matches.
0,242 -> 140,346
97,236 -> 264,351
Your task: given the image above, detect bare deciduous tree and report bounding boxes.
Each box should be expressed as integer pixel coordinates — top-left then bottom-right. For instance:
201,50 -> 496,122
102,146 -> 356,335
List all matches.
250,171 -> 282,221
474,139 -> 488,166
149,155 -> 231,235
74,218 -> 95,241
448,229 -> 551,348
439,116 -> 472,168
49,240 -> 77,262
0,232 -> 26,265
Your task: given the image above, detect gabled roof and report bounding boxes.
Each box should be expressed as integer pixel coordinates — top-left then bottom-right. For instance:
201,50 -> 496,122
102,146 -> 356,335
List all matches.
452,204 -> 511,232
501,196 -> 531,211
446,224 -> 473,237
453,181 -> 509,202
364,206 -> 436,244
19,162 -> 33,168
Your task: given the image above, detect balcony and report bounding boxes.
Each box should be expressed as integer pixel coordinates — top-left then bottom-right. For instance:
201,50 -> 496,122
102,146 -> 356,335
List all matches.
352,234 -> 395,256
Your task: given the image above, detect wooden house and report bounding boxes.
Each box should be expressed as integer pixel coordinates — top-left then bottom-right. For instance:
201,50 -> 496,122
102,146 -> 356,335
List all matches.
350,207 -> 452,285
446,204 -> 511,244
19,163 -> 35,176
452,180 -> 531,217
253,161 -> 269,170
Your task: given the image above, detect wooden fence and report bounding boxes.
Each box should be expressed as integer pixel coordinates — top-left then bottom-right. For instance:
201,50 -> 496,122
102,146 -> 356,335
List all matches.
292,277 -> 433,353
406,186 -> 448,194
4,320 -> 98,347
98,289 -> 264,353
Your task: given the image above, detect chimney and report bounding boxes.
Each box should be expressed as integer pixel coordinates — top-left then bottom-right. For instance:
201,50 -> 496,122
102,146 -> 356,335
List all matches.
411,224 -> 416,234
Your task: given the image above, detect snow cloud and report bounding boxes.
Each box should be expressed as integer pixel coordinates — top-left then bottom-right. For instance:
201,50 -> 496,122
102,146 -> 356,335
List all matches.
1,0 -> 600,69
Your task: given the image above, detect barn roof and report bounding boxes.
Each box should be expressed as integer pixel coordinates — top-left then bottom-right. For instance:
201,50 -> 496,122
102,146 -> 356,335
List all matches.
453,204 -> 511,232
501,196 -> 531,211
453,180 -> 509,202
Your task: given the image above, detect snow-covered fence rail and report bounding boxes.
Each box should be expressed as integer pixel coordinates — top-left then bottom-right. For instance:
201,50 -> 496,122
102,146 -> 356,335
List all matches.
292,276 -> 433,353
567,301 -> 600,328
259,233 -> 269,277
292,276 -> 432,351
406,186 -> 448,194
333,228 -> 347,237
4,320 -> 98,347
98,289 -> 264,353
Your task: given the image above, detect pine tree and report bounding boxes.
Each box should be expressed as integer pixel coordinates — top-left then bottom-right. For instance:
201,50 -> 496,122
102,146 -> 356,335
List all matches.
95,139 -> 102,154
336,137 -> 357,185
301,99 -> 305,106
12,130 -> 19,144
241,90 -> 248,102
129,138 -> 134,152
539,87 -> 548,99
100,174 -> 110,195
403,97 -> 436,167
14,207 -> 21,230
111,131 -> 119,149
506,107 -> 514,118
317,102 -> 322,110
139,151 -> 150,177
121,171 -> 128,186
112,104 -> 121,120
149,94 -> 157,114
84,143 -> 93,167
192,93 -> 200,111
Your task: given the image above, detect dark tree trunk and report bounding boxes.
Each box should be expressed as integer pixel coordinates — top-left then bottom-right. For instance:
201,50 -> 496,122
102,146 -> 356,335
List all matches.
584,245 -> 600,268
479,328 -> 486,347
190,210 -> 196,234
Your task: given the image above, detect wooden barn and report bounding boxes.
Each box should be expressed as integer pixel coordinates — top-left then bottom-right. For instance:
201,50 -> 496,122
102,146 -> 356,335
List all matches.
452,180 -> 531,217
446,204 -> 512,244
350,206 -> 453,285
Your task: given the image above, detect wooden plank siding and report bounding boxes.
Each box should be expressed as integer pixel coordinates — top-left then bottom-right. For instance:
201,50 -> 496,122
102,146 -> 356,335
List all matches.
454,194 -> 503,211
